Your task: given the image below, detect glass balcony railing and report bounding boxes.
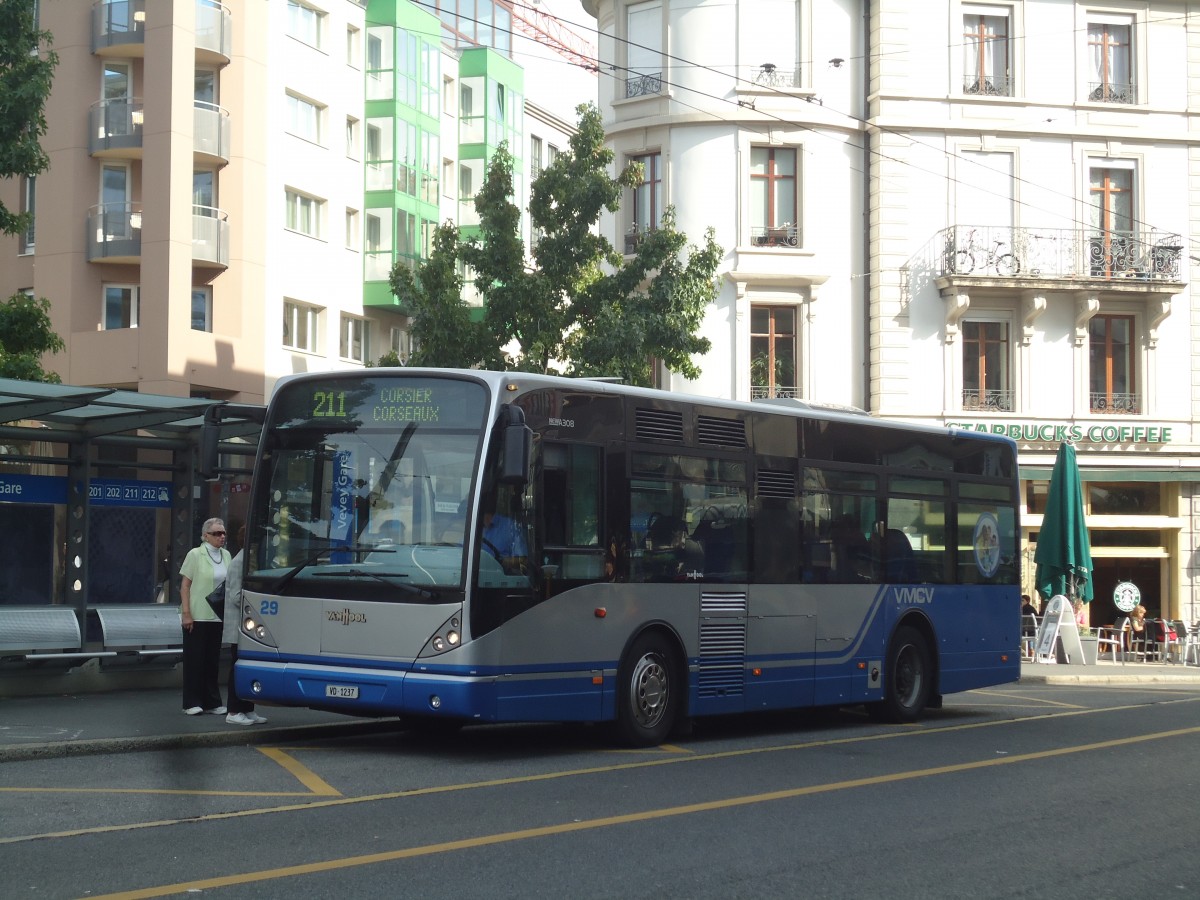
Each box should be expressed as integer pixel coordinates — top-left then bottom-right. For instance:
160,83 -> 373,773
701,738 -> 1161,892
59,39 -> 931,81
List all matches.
193,101 -> 230,162
92,0 -> 146,53
87,203 -> 143,261
192,205 -> 229,267
89,99 -> 144,155
196,1 -> 232,61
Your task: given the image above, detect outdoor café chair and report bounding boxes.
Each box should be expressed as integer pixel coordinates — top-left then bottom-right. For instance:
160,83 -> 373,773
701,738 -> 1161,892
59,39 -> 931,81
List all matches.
1096,619 -> 1126,664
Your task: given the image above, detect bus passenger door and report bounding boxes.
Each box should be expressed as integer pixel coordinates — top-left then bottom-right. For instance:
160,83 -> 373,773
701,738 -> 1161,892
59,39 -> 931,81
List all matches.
746,586 -> 817,711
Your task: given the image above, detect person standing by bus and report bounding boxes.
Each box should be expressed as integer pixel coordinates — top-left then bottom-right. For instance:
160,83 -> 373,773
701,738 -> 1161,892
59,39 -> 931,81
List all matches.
222,525 -> 267,726
179,518 -> 229,716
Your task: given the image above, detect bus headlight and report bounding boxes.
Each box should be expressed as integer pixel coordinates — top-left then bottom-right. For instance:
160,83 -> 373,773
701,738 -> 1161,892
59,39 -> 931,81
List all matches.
418,610 -> 465,658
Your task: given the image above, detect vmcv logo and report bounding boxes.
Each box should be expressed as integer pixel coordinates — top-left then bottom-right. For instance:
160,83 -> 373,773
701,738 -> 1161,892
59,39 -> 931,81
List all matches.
895,586 -> 933,605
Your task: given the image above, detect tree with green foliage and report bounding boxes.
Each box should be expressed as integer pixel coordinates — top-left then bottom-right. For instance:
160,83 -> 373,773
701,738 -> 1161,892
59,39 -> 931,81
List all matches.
0,293 -> 64,383
390,104 -> 720,386
0,0 -> 57,237
0,2 -> 62,383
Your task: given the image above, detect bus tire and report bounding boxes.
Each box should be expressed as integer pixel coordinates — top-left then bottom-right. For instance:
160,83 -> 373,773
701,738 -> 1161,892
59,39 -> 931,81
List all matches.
868,625 -> 932,723
615,631 -> 681,747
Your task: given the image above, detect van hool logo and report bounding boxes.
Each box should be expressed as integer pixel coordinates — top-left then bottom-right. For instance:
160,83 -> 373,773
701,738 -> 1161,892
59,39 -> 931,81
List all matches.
328,608 -> 367,625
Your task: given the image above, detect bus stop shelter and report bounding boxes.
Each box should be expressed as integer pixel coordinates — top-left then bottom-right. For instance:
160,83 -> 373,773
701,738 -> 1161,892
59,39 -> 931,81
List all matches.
0,378 -> 261,679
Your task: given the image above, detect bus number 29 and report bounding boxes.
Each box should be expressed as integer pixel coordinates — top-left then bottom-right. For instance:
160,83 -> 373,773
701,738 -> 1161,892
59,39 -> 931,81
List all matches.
259,600 -> 279,616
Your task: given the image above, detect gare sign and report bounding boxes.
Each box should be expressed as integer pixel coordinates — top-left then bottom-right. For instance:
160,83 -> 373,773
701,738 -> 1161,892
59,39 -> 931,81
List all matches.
946,421 -> 1174,445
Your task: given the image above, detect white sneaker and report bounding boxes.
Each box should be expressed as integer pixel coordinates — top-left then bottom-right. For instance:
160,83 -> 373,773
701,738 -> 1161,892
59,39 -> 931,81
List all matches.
248,712 -> 268,724
226,712 -> 255,726
207,706 -> 227,715
184,706 -> 203,716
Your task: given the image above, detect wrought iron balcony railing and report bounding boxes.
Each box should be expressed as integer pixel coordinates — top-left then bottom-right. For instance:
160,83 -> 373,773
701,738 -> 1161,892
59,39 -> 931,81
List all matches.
963,74 -> 1013,97
925,225 -> 1183,282
1089,393 -> 1140,415
751,63 -> 802,89
1088,81 -> 1136,104
751,385 -> 799,400
750,224 -> 799,247
962,389 -> 1014,412
625,73 -> 663,99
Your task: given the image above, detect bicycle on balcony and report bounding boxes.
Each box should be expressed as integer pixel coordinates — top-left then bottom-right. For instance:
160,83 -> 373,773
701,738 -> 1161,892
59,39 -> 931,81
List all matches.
950,228 -> 1020,276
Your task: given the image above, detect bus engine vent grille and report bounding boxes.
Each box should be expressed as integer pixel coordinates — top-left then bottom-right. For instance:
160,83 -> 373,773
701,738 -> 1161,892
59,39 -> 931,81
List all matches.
698,622 -> 746,697
635,407 -> 684,443
701,591 -> 748,615
696,415 -> 746,448
756,469 -> 795,499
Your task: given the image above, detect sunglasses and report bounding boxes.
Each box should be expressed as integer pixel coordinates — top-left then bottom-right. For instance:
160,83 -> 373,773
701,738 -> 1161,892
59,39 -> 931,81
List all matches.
207,530 -> 226,537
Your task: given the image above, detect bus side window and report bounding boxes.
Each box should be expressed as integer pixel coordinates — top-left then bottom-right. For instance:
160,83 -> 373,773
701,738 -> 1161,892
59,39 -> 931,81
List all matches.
541,443 -> 604,584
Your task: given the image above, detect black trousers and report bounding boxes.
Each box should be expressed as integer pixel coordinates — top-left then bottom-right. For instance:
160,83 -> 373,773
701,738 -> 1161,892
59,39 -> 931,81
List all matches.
225,643 -> 255,714
182,620 -> 223,710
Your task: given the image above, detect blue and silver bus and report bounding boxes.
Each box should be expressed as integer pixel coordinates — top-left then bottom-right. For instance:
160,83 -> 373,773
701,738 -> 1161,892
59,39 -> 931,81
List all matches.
220,370 -> 1020,746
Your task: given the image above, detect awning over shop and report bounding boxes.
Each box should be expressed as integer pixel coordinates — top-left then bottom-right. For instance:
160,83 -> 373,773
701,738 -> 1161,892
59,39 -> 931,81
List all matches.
1020,466 -> 1200,482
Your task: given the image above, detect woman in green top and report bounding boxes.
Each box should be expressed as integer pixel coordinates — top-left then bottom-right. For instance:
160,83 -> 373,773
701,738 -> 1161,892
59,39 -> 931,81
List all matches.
179,517 -> 229,715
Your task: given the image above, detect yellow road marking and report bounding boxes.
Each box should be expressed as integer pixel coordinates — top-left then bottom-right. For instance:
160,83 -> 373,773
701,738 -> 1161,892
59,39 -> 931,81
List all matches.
256,747 -> 342,796
85,724 -> 1200,900
3,695 -> 1196,848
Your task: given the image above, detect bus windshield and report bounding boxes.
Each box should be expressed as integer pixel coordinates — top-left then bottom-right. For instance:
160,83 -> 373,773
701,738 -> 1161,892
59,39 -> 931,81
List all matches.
243,375 -> 488,597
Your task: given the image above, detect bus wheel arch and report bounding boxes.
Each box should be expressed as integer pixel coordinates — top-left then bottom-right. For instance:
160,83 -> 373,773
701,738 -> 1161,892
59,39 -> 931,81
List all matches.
614,624 -> 686,747
868,617 -> 937,723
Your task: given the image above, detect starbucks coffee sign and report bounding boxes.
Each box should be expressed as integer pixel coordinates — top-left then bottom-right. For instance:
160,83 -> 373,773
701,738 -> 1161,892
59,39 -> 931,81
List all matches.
1113,581 -> 1141,613
946,422 -> 1174,445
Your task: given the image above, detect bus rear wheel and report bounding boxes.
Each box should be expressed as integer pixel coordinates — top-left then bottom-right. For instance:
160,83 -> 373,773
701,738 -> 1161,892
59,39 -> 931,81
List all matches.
616,632 -> 681,747
868,626 -> 932,723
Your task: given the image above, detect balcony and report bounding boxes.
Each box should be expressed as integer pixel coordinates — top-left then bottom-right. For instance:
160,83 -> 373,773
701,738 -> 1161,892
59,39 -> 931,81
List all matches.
962,389 -> 1014,413
1090,393 -> 1140,415
193,101 -> 231,165
89,99 -> 144,157
749,63 -> 802,89
1088,81 -> 1136,104
192,205 -> 229,268
751,385 -> 799,400
750,224 -> 799,248
926,225 -> 1184,284
962,74 -> 1013,97
196,1 -> 232,64
87,203 -> 143,263
624,226 -> 655,255
92,0 -> 146,55
625,72 -> 663,99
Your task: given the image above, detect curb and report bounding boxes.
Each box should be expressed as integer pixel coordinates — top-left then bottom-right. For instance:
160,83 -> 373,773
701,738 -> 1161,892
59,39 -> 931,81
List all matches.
1020,671 -> 1200,686
0,718 -> 403,763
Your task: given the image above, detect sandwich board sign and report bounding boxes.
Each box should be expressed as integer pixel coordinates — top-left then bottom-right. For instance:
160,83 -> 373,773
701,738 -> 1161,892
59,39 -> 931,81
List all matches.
1035,594 -> 1084,664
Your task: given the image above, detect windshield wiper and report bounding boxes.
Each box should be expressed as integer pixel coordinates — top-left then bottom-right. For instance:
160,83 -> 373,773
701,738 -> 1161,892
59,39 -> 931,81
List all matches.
270,543 -> 378,594
315,567 -> 436,599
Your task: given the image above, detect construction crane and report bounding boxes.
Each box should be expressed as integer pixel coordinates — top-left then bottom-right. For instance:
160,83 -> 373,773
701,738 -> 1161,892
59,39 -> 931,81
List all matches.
507,0 -> 598,71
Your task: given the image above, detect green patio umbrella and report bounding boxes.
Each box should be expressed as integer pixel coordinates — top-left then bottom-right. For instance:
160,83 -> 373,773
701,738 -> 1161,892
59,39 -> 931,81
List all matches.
1034,441 -> 1093,602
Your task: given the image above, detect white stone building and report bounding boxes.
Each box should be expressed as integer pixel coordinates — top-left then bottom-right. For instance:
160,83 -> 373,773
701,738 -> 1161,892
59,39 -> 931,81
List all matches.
585,0 -> 1200,625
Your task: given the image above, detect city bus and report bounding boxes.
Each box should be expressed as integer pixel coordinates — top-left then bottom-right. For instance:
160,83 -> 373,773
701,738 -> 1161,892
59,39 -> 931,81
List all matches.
216,369 -> 1021,746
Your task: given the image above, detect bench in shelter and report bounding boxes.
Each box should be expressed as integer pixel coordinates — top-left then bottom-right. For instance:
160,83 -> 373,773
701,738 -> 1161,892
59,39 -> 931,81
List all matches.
95,606 -> 183,658
0,607 -> 116,663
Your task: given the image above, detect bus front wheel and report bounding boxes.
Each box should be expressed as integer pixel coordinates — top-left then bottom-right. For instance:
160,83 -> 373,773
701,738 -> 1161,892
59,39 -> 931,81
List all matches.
868,626 -> 932,723
615,632 -> 681,747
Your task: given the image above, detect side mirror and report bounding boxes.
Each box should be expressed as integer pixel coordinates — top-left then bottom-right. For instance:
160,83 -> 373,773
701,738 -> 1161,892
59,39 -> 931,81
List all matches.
498,405 -> 532,485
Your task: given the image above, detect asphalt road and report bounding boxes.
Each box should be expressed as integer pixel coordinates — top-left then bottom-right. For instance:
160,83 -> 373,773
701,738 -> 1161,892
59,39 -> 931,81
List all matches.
2,681 -> 1198,899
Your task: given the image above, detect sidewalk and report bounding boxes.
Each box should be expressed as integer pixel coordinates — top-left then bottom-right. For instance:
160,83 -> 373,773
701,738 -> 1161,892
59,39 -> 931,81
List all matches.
0,688 -> 401,762
1,662 -> 1198,763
